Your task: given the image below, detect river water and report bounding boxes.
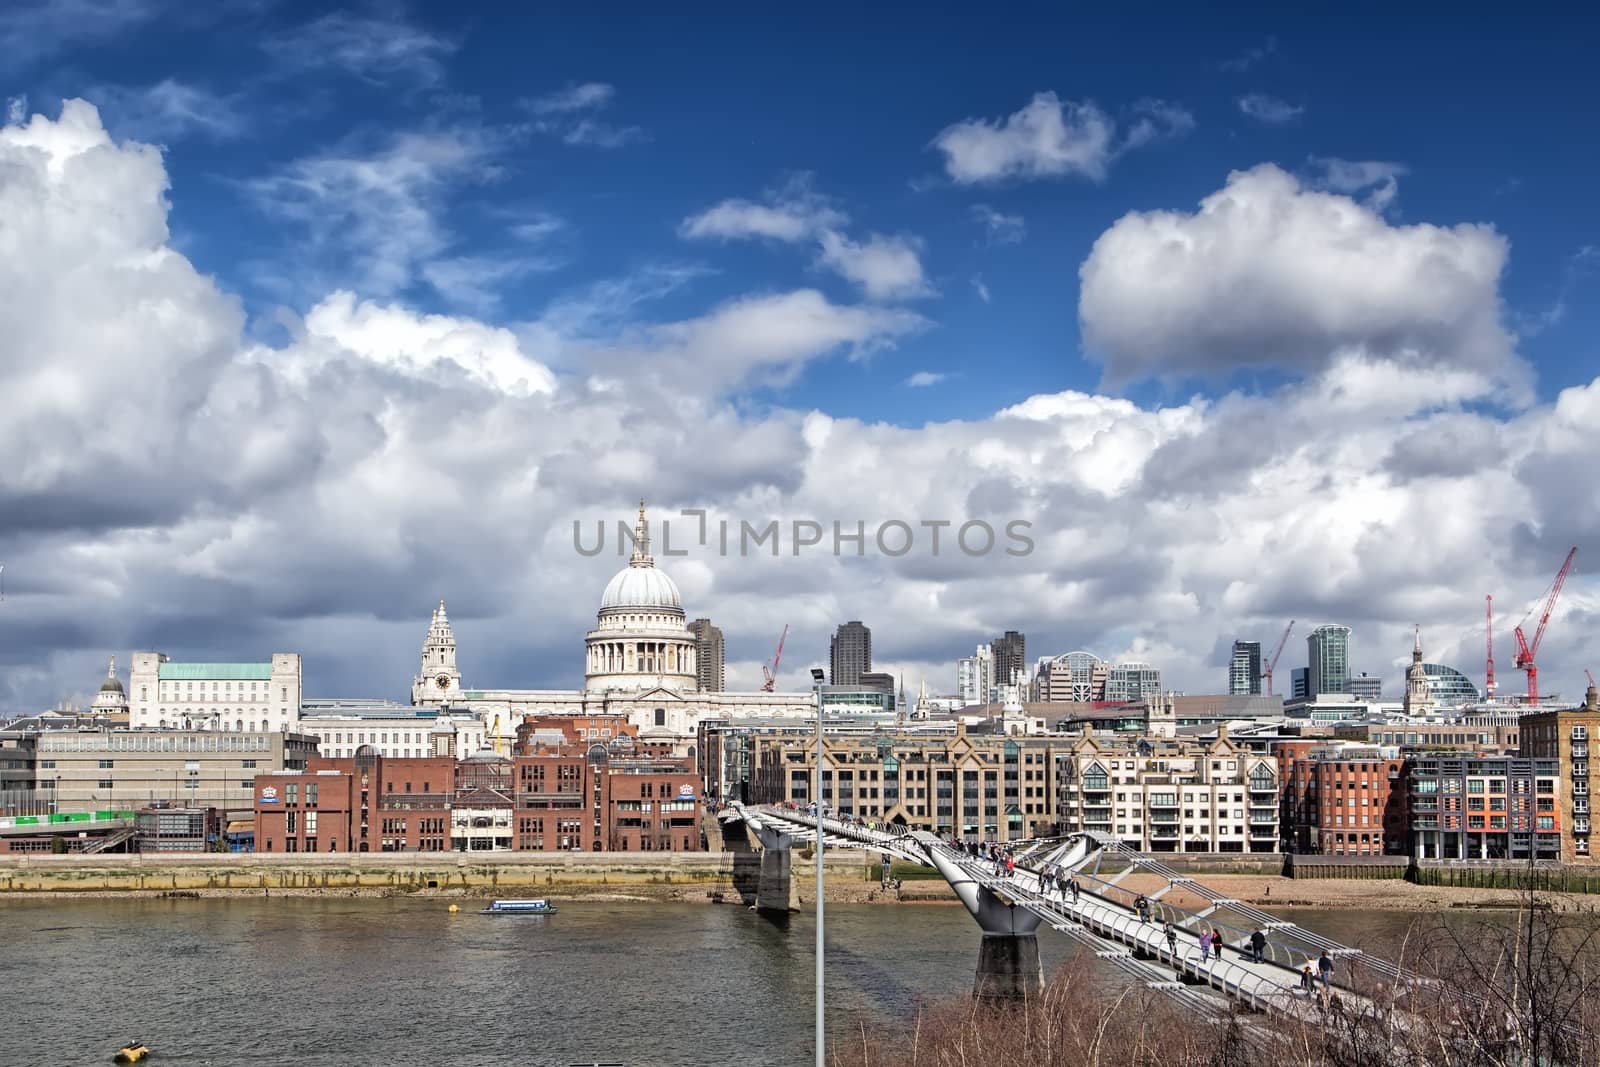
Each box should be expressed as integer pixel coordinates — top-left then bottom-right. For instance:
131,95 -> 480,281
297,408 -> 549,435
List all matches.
0,897 -> 1476,1066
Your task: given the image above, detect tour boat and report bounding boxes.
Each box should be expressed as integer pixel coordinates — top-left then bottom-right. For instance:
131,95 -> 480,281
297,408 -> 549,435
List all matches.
481,898 -> 557,915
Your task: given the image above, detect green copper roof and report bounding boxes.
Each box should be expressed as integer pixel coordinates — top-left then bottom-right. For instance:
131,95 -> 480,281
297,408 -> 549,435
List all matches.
158,663 -> 273,681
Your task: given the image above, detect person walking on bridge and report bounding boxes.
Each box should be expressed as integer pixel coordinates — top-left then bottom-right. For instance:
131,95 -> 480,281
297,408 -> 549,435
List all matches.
1317,949 -> 1333,990
1163,921 -> 1178,957
1069,876 -> 1080,903
1211,928 -> 1224,961
1198,929 -> 1212,962
1249,928 -> 1266,964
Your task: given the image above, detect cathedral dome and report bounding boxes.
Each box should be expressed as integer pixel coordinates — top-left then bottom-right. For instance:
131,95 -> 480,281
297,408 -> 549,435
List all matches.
99,676 -> 125,694
600,565 -> 682,611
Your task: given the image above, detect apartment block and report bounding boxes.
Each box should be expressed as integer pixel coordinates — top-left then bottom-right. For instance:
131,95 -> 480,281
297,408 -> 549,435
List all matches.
1408,755 -> 1560,861
1517,685 -> 1600,863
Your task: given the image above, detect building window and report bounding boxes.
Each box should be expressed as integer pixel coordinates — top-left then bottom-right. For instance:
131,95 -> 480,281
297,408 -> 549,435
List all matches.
98,759 -> 114,769
97,778 -> 113,789
655,708 -> 666,726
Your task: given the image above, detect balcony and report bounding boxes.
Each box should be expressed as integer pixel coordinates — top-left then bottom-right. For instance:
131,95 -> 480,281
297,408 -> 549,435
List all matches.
1574,763 -> 1589,778
1575,821 -> 1591,835
1575,745 -> 1590,759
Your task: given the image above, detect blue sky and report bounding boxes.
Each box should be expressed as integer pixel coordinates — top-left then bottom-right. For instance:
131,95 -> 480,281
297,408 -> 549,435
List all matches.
2,1 -> 1598,711
15,4 -> 1598,421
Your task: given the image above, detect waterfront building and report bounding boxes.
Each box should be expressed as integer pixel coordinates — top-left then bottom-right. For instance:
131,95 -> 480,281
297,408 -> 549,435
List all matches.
745,723 -> 1064,841
1407,754 -> 1560,861
830,621 -> 872,686
956,645 -> 993,705
1307,625 -> 1352,696
252,746 -> 701,853
688,618 -> 725,692
1054,728 -> 1280,853
407,506 -> 815,754
1517,683 -> 1600,863
1276,741 -> 1407,856
0,729 -> 38,815
37,728 -> 316,815
128,652 -> 303,733
990,631 -> 1026,689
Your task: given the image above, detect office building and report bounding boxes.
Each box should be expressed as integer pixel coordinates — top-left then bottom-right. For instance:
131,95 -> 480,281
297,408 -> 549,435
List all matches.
829,621 -> 872,686
1347,674 -> 1382,703
1307,625 -> 1351,696
35,728 -> 317,814
129,653 -> 303,732
1290,667 -> 1311,702
990,631 -> 1026,689
1228,641 -> 1262,696
1037,652 -> 1107,703
688,618 -> 725,692
1105,662 -> 1162,703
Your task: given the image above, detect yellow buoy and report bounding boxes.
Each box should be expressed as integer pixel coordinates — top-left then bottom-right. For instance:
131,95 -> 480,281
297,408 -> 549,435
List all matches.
448,904 -> 459,913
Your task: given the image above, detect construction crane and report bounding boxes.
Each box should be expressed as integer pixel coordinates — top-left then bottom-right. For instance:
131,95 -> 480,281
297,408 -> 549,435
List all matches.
1485,594 -> 1496,699
490,714 -> 503,756
1264,620 -> 1295,696
760,624 -> 789,692
1513,547 -> 1578,704
1587,668 -> 1597,690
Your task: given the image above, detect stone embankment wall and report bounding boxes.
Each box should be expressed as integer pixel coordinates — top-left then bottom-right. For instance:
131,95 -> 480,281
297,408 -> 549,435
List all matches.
0,850 -> 908,903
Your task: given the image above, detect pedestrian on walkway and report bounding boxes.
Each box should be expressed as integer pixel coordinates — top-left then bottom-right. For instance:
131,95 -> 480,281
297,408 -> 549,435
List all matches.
1198,929 -> 1212,961
1005,852 -> 1016,879
1212,929 -> 1224,961
1300,965 -> 1315,994
1134,894 -> 1148,922
1317,950 -> 1333,990
1250,928 -> 1267,964
1164,921 -> 1178,956
1070,877 -> 1080,903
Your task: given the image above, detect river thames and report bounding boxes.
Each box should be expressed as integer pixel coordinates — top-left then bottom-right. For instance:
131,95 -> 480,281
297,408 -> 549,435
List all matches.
4,898 -> 1445,1066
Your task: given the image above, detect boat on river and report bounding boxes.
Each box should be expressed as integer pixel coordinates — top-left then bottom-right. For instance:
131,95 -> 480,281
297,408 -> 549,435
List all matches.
481,898 -> 557,915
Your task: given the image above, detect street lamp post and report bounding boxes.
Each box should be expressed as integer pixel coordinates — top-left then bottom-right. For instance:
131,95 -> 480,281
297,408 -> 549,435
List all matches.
810,666 -> 826,1067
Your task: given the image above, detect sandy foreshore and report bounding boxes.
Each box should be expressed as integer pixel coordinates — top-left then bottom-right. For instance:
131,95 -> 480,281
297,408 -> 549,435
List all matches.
1121,872 -> 1593,912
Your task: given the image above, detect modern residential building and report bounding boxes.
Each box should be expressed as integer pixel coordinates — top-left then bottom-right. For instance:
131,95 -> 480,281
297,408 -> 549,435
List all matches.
36,729 -> 317,814
688,618 -> 725,692
1407,754 -> 1560,861
957,645 -> 994,705
1307,625 -> 1352,696
746,724 -> 1063,841
1104,662 -> 1162,703
1229,641 -> 1262,696
1276,742 -> 1407,856
990,631 -> 1026,689
128,653 -> 303,732
1054,728 -> 1279,853
1517,684 -> 1600,863
830,621 -> 872,686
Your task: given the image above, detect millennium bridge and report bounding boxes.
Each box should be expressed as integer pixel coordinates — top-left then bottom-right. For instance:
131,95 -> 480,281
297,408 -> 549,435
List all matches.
722,802 -> 1420,1027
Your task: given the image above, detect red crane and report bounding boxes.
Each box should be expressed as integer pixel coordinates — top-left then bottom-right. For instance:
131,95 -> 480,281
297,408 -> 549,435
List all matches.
1587,668 -> 1597,690
1485,594 -> 1496,699
1264,619 -> 1295,696
760,624 -> 789,692
1513,547 -> 1578,704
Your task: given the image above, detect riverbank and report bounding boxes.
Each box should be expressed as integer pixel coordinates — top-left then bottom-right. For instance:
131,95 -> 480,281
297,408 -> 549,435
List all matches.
1124,871 -> 1594,912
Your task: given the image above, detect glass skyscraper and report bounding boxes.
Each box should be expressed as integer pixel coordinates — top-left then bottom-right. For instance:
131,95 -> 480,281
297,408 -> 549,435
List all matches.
1307,624 -> 1352,696
1229,640 -> 1262,695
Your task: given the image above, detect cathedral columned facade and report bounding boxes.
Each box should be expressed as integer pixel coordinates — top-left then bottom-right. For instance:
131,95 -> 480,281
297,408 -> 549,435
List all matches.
411,505 -> 814,754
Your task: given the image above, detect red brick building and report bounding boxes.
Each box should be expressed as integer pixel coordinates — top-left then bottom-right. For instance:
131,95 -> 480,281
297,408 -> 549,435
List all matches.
254,748 -> 701,853
1277,742 -> 1407,856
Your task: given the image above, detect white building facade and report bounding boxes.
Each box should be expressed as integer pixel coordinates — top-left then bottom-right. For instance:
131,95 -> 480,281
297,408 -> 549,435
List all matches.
129,653 -> 303,732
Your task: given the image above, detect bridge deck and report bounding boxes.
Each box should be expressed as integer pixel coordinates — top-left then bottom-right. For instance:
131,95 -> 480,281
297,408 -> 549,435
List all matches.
740,804 -> 1419,1027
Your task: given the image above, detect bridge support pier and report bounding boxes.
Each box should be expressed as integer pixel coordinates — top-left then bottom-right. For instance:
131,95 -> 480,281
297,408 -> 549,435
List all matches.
924,842 -> 1043,1000
746,817 -> 800,913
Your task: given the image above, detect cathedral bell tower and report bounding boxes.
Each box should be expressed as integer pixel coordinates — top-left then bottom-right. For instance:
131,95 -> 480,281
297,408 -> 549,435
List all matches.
413,600 -> 464,706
